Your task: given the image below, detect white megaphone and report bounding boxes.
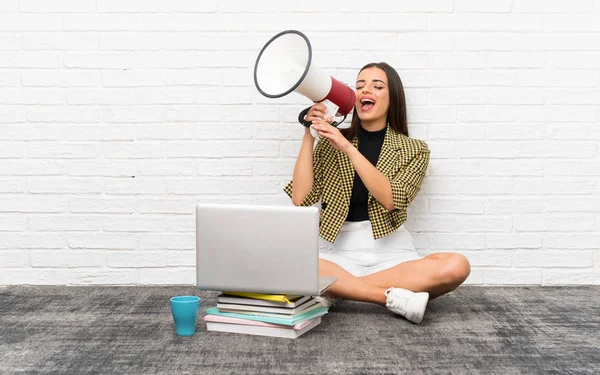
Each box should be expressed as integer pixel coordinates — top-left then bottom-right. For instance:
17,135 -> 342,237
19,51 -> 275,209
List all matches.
253,30 -> 356,138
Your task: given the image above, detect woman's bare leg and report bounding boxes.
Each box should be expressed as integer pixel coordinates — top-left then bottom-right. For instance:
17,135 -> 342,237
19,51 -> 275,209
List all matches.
359,253 -> 471,299
320,252 -> 471,303
319,259 -> 387,304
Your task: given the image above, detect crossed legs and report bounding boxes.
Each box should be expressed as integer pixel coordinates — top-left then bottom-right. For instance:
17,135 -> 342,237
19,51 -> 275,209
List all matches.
319,252 -> 471,304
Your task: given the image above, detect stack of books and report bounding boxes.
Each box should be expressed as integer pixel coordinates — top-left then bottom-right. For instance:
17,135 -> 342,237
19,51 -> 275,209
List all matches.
204,291 -> 328,339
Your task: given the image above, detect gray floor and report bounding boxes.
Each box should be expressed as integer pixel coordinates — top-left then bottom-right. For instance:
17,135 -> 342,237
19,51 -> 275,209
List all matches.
1,286 -> 599,375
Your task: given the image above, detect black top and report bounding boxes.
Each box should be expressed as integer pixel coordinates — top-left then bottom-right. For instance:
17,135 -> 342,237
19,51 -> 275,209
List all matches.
346,126 -> 386,222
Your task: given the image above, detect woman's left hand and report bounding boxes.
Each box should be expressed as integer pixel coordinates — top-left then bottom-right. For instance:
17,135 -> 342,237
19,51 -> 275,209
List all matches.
311,121 -> 353,153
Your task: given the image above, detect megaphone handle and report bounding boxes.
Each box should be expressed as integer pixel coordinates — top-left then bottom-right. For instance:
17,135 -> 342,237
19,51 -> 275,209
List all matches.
322,100 -> 339,122
309,126 -> 319,138
310,100 -> 339,138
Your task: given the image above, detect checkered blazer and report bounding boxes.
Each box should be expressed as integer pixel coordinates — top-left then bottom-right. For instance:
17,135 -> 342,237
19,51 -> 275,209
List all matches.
284,125 -> 430,243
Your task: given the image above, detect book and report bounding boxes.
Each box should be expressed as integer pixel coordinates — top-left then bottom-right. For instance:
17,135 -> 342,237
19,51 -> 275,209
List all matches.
205,316 -> 321,339
205,306 -> 328,326
218,300 -> 322,318
221,291 -> 302,303
216,298 -> 319,316
204,314 -> 316,330
217,294 -> 312,308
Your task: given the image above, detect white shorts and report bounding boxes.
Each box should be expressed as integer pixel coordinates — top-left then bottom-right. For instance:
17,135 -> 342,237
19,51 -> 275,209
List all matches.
319,220 -> 421,277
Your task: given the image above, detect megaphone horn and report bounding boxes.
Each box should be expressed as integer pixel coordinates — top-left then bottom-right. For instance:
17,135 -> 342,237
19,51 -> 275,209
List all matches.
253,30 -> 356,135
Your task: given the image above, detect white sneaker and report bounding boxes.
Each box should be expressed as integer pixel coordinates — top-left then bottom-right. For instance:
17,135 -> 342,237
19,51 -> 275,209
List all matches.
314,295 -> 339,308
384,288 -> 429,324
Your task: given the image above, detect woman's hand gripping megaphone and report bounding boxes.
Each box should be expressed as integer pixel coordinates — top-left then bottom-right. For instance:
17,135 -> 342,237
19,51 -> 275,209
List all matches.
299,102 -> 351,153
298,100 -> 345,138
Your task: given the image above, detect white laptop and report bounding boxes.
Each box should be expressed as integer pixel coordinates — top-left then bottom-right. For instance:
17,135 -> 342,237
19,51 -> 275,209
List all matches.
196,203 -> 336,296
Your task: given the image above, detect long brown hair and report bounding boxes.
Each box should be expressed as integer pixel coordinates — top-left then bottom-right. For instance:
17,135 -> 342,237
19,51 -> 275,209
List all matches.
341,62 -> 409,139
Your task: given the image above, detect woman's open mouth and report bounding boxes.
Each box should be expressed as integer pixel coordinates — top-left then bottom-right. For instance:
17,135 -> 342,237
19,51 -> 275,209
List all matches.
360,97 -> 375,112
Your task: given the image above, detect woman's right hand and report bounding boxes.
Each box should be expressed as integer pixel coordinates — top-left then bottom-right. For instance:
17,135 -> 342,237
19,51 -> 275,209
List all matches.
305,103 -> 333,124
304,103 -> 332,139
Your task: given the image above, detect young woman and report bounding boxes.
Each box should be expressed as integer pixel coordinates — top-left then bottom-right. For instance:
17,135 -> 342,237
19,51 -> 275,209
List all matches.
284,62 -> 471,324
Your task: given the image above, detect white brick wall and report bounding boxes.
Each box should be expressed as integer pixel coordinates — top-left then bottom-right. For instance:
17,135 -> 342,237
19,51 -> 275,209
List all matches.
1,1 -> 599,285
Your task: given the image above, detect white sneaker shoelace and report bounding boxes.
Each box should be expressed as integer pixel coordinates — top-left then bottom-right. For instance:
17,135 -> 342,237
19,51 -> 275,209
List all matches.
384,288 -> 409,315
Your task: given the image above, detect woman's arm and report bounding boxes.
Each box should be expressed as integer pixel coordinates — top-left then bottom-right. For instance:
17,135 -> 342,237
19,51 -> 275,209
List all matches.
291,128 -> 317,206
346,147 -> 394,210
311,123 -> 430,212
289,103 -> 330,206
388,145 -> 430,211
310,123 -> 394,210
349,144 -> 430,212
